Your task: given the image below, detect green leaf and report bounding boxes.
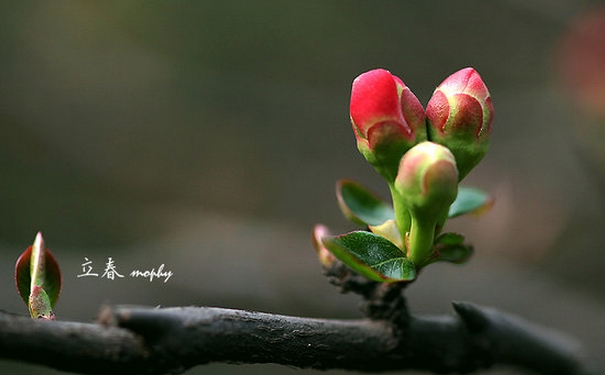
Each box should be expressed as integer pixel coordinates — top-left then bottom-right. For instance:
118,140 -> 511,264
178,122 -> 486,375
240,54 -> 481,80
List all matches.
448,186 -> 492,218
15,233 -> 62,315
322,231 -> 416,282
15,245 -> 32,306
435,232 -> 465,246
428,232 -> 474,264
336,179 -> 395,226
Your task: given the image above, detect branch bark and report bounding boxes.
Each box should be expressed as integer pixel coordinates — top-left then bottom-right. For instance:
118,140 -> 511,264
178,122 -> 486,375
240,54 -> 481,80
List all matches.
0,303 -> 597,375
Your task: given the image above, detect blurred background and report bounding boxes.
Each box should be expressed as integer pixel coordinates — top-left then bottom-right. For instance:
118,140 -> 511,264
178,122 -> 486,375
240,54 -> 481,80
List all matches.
1,1 -> 605,374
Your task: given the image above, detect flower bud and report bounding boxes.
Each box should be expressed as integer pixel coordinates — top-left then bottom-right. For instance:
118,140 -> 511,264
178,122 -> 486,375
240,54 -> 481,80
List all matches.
395,142 -> 458,220
350,69 -> 426,182
394,142 -> 458,266
426,67 -> 493,180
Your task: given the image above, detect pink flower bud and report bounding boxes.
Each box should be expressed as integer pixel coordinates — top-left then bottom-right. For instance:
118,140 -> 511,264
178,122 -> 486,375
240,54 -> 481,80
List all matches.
394,142 -> 458,266
426,67 -> 493,180
395,142 -> 458,220
350,69 -> 426,182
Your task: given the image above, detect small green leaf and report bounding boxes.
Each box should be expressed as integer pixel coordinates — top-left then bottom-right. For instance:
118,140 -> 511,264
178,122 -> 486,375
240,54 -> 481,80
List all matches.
434,232 -> 465,246
15,232 -> 62,318
336,179 -> 395,226
322,231 -> 416,282
15,246 -> 32,306
428,232 -> 474,264
448,186 -> 492,218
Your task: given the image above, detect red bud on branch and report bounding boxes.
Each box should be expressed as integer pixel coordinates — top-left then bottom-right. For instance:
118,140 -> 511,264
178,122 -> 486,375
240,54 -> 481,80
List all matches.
350,69 -> 426,182
426,67 -> 493,180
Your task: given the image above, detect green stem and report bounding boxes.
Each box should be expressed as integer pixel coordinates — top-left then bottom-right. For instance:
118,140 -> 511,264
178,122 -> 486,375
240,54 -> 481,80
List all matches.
389,183 -> 410,249
435,209 -> 449,237
407,216 -> 437,268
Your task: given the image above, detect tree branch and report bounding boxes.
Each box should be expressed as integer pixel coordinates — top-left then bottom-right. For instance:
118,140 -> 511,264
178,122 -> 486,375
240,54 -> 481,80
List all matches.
0,303 -> 597,375
0,309 -> 150,374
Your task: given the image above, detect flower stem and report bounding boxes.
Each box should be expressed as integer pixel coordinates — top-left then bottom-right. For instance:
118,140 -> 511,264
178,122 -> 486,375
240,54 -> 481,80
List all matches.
407,216 -> 437,268
389,183 -> 410,250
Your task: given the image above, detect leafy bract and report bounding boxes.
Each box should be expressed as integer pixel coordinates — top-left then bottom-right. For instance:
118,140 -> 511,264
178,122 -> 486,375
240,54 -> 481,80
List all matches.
448,186 -> 492,218
428,232 -> 474,264
336,179 -> 395,226
321,230 -> 415,282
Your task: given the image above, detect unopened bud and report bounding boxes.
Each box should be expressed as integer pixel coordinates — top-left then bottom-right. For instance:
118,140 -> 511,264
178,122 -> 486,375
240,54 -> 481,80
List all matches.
394,142 -> 458,266
426,67 -> 493,180
350,69 -> 426,182
395,142 -> 458,220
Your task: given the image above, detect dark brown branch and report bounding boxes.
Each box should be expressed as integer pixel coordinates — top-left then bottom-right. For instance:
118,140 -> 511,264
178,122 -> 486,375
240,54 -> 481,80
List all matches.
0,309 -> 151,374
0,303 -> 597,375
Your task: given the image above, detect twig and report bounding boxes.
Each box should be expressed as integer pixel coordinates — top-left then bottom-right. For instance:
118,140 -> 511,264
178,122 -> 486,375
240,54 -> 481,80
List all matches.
0,303 -> 597,375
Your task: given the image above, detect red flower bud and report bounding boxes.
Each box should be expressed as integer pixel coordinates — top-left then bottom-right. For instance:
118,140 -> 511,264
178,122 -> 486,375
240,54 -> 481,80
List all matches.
426,67 -> 493,180
350,69 -> 426,182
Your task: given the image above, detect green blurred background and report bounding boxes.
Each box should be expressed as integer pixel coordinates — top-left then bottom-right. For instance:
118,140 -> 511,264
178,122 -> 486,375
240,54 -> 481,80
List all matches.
2,1 -> 605,374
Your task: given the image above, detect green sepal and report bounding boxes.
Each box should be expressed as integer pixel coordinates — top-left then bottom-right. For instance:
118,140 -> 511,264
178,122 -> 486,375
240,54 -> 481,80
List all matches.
321,231 -> 416,282
448,186 -> 492,218
428,232 -> 474,264
336,179 -> 395,226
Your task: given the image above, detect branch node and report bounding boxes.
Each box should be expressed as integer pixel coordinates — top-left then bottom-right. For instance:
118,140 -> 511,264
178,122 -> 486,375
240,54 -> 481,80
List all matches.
322,261 -> 409,325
